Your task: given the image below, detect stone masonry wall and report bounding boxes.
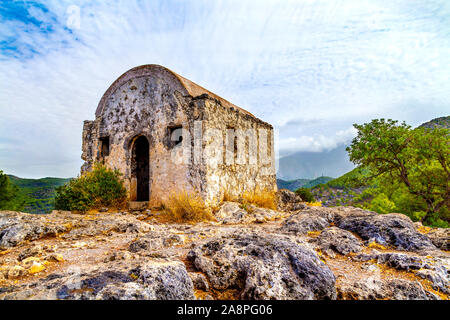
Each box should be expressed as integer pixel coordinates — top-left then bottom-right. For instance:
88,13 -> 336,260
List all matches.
201,98 -> 277,205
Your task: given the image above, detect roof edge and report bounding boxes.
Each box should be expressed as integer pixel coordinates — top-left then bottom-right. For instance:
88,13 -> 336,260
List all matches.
95,64 -> 259,121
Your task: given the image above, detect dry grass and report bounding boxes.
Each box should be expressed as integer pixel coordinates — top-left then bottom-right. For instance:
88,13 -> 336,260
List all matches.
307,230 -> 322,238
416,224 -> 432,234
367,241 -> 388,250
307,201 -> 322,207
222,190 -> 238,202
162,191 -> 214,223
241,188 -> 277,210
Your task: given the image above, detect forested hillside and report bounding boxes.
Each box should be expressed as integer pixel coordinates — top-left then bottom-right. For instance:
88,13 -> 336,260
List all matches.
7,175 -> 71,214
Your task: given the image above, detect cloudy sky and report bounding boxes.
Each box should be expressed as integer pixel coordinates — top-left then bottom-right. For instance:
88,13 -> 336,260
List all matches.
0,0 -> 449,178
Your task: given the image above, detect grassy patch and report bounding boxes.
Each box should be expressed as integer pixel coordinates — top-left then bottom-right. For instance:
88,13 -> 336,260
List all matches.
162,191 -> 214,223
242,188 -> 277,210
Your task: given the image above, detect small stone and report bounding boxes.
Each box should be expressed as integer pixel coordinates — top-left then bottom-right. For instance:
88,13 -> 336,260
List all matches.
104,251 -> 132,262
29,262 -> 45,274
21,257 -> 41,268
7,265 -> 26,279
47,253 -> 64,263
18,245 -> 43,261
71,242 -> 88,248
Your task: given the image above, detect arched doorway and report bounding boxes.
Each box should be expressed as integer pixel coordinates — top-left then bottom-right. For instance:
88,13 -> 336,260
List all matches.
131,136 -> 150,201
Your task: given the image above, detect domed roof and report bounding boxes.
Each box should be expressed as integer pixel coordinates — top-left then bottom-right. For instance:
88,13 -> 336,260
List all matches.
95,64 -> 255,119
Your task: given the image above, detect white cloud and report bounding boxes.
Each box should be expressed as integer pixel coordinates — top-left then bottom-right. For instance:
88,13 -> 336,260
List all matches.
0,0 -> 449,177
277,126 -> 357,156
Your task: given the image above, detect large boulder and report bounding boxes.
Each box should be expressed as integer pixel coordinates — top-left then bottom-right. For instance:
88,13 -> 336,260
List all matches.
353,252 -> 426,271
1,260 -> 195,300
315,227 -> 363,256
336,212 -> 436,251
214,202 -> 246,224
0,216 -> 68,250
353,251 -> 449,294
425,228 -> 450,251
276,189 -> 306,211
338,278 -> 437,300
280,208 -> 334,235
187,233 -> 337,300
0,211 -> 150,250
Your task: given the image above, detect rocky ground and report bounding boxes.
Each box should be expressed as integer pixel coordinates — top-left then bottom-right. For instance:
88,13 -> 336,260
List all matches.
0,190 -> 449,300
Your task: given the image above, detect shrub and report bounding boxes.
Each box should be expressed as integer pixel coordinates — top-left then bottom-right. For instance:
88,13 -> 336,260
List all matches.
294,187 -> 315,203
0,170 -> 26,211
54,164 -> 127,212
162,191 -> 213,223
242,188 -> 277,210
367,193 -> 396,214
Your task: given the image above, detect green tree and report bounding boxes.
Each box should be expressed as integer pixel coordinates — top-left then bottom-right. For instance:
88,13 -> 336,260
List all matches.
367,193 -> 396,214
0,170 -> 25,211
347,119 -> 449,224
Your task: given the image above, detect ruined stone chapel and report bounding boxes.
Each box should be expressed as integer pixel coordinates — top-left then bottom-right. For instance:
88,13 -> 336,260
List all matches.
81,65 -> 276,206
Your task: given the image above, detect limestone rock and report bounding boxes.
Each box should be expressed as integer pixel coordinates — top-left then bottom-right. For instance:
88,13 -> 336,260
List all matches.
353,251 -> 449,294
315,227 -> 363,256
276,189 -> 306,211
416,268 -> 449,294
215,202 -> 285,224
17,245 -> 43,261
187,233 -> 337,300
6,265 -> 26,279
2,259 -> 194,300
189,272 -> 210,291
214,202 -> 246,224
336,212 -> 436,251
0,220 -> 66,250
126,261 -> 195,300
426,228 -> 450,251
281,208 -> 333,235
338,278 -> 435,300
1,206 -> 449,301
0,211 -> 150,249
353,252 -> 425,270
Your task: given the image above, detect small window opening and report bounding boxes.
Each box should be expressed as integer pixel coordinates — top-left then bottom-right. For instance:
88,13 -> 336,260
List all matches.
169,126 -> 183,148
100,136 -> 110,158
227,127 -> 238,154
226,126 -> 238,164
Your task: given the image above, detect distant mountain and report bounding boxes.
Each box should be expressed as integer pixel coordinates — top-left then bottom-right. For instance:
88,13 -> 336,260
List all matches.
419,116 -> 450,129
277,144 -> 355,180
303,176 -> 334,188
277,176 -> 334,191
277,178 -> 310,191
7,175 -> 72,214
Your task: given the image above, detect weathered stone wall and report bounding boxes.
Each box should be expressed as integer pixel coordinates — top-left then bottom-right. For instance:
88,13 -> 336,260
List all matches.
81,120 -> 98,173
201,98 -> 277,205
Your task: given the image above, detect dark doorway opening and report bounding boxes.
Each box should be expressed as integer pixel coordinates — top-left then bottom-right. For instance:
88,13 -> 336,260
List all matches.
132,136 -> 150,201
